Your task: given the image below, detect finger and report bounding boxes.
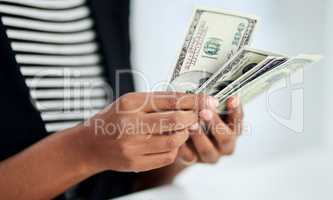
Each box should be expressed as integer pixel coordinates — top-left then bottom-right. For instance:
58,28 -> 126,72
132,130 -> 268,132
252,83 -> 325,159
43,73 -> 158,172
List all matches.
141,129 -> 190,154
136,149 -> 179,172
177,143 -> 198,166
190,124 -> 220,164
226,96 -> 244,135
142,92 -> 218,113
200,109 -> 235,153
141,111 -> 198,133
219,138 -> 237,156
200,109 -> 238,155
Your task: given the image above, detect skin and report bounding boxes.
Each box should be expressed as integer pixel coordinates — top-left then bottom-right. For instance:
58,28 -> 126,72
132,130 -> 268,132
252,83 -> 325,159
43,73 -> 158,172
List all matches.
0,92 -> 222,200
134,96 -> 244,190
183,96 -> 243,164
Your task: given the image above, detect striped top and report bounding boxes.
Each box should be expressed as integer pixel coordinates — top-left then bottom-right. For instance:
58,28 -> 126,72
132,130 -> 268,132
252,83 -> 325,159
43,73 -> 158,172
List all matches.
0,0 -> 108,133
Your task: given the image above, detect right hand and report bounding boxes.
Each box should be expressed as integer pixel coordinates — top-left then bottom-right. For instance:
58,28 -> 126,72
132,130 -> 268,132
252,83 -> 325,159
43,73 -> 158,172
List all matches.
78,92 -> 213,173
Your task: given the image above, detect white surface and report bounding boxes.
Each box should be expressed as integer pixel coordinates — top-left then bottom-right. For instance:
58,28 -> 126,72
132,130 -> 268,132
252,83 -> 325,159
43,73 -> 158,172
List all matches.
128,0 -> 332,199
113,185 -> 190,200
114,148 -> 333,200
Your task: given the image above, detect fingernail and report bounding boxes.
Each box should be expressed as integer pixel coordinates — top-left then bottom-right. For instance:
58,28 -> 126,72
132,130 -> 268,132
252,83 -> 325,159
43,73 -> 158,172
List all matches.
200,109 -> 213,121
189,123 -> 200,131
208,96 -> 219,110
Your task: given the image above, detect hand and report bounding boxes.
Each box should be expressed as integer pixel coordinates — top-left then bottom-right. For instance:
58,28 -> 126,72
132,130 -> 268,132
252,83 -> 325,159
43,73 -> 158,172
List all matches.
178,96 -> 244,165
78,92 -> 213,173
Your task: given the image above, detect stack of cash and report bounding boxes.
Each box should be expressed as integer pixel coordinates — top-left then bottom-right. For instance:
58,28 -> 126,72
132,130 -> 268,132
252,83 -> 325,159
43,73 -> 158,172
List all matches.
168,8 -> 322,112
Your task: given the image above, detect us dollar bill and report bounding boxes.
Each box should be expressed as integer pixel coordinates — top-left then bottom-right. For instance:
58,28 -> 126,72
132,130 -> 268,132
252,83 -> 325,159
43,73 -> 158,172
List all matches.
217,57 -> 288,99
195,47 -> 283,95
215,54 -> 322,111
168,8 -> 258,92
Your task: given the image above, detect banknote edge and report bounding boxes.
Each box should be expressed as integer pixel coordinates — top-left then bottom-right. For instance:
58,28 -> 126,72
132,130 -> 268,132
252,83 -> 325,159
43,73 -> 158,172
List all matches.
195,46 -> 284,93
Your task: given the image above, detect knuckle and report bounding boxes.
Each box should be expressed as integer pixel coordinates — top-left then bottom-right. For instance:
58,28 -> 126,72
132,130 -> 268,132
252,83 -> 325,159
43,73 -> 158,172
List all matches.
119,93 -> 135,109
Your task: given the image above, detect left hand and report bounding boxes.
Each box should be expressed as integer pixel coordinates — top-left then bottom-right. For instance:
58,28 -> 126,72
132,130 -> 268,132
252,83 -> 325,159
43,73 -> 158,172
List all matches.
178,96 -> 244,165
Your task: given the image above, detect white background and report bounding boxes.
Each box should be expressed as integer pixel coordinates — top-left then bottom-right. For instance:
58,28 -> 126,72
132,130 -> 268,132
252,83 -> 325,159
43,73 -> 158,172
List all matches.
129,0 -> 333,199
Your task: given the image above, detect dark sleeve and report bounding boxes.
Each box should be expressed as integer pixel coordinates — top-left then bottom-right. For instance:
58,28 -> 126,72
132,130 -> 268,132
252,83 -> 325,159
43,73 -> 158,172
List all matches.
90,0 -> 135,98
0,18 -> 48,161
0,16 -> 67,200
77,0 -> 137,199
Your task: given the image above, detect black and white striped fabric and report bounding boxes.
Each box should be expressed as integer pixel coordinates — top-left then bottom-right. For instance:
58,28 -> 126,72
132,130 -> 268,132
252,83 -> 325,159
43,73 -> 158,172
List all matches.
0,0 -> 108,133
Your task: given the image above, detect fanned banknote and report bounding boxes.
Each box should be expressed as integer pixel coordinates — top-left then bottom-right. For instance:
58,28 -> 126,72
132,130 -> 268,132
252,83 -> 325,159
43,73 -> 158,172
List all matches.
215,55 -> 322,111
195,47 -> 285,95
216,57 -> 287,99
168,8 -> 258,93
167,7 -> 322,111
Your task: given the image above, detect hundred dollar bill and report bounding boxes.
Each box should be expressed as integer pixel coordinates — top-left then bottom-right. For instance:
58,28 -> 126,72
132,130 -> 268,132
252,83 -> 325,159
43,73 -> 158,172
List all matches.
217,57 -> 288,99
168,8 -> 258,92
215,54 -> 322,111
195,47 -> 283,95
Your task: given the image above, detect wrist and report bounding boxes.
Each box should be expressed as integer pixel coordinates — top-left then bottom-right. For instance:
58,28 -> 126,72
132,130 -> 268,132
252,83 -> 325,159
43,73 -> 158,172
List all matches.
63,123 -> 106,176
